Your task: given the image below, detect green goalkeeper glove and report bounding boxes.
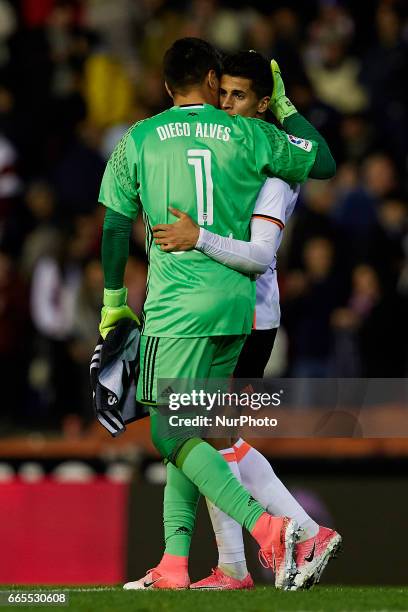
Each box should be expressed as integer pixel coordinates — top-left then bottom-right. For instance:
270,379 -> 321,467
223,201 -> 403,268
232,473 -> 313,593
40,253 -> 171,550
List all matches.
269,59 -> 298,124
99,287 -> 139,340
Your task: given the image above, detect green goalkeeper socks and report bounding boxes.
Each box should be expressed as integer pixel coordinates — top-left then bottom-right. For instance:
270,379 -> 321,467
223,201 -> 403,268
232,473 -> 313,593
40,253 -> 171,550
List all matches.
163,462 -> 200,556
176,439 -> 264,533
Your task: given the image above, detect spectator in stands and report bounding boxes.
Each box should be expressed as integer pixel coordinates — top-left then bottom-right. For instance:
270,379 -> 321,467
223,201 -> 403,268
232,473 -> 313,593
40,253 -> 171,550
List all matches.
0,133 -> 21,221
333,153 -> 398,262
69,257 -> 103,423
287,180 -> 340,271
19,181 -> 60,275
0,0 -> 16,71
361,0 -> 408,169
52,121 -> 105,216
304,3 -> 367,114
367,195 -> 407,291
29,230 -> 82,428
338,114 -> 380,166
282,238 -> 346,377
332,264 -> 408,377
0,251 -> 28,430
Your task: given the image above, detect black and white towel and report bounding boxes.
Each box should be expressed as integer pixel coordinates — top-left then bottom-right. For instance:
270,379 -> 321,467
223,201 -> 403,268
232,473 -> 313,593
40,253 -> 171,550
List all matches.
90,318 -> 148,437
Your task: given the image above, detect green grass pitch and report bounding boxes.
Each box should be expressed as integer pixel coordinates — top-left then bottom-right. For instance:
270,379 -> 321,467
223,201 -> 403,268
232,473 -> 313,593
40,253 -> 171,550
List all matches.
2,586 -> 408,611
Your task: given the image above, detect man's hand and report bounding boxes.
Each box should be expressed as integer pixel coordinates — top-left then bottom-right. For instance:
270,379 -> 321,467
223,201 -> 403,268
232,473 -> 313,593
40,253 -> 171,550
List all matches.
99,288 -> 139,340
269,59 -> 298,124
153,207 -> 200,252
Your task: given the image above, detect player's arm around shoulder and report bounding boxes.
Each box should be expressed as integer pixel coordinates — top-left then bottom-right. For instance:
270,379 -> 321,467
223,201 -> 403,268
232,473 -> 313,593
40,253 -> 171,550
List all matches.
249,117 -> 321,185
266,58 -> 336,181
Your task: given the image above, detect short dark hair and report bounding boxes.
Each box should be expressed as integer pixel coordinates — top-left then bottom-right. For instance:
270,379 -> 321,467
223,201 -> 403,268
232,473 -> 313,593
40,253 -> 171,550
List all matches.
222,50 -> 272,100
163,37 -> 222,94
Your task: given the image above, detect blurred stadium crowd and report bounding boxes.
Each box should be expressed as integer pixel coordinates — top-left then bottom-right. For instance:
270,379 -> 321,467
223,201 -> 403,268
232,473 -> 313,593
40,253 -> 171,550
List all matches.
0,0 -> 407,432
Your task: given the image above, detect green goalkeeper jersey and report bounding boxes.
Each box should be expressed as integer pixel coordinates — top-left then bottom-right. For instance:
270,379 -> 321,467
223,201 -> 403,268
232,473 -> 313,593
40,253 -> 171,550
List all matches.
99,103 -> 317,337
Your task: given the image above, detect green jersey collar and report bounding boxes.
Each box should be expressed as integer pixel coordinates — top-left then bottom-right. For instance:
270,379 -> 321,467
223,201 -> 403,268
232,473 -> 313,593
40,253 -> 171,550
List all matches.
170,103 -> 214,111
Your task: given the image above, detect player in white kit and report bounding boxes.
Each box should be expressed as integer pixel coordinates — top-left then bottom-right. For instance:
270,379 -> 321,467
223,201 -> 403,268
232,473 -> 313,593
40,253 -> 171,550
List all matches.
233,176 -> 299,379
153,51 -> 341,590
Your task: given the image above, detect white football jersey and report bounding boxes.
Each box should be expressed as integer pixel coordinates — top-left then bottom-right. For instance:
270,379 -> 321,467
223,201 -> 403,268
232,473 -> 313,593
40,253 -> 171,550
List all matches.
252,178 -> 300,330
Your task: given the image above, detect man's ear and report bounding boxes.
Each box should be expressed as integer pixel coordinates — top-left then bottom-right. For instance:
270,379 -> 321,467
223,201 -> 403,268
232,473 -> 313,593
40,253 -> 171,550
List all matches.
207,69 -> 219,91
165,81 -> 174,99
257,96 -> 270,114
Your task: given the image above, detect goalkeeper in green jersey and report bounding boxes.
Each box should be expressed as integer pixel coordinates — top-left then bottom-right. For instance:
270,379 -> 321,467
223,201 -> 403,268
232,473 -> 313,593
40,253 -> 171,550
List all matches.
98,37 -> 335,591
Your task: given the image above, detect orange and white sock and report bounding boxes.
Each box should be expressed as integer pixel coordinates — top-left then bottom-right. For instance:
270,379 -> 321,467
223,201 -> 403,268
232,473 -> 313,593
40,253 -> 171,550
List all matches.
205,448 -> 248,580
233,438 -> 318,542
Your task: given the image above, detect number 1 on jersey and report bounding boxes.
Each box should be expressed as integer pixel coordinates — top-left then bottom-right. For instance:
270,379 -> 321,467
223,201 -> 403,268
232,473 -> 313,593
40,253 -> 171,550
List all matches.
187,149 -> 213,225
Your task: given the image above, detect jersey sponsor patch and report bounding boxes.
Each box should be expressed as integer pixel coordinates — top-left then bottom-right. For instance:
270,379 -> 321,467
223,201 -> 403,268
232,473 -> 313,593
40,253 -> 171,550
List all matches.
287,134 -> 312,152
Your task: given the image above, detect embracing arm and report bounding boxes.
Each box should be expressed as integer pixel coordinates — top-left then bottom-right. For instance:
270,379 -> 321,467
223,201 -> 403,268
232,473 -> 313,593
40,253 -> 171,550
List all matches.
196,218 -> 280,274
153,207 -> 281,275
153,179 -> 296,273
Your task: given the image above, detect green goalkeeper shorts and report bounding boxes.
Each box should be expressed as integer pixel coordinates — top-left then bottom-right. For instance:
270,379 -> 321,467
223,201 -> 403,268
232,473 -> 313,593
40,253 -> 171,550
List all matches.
137,335 -> 246,406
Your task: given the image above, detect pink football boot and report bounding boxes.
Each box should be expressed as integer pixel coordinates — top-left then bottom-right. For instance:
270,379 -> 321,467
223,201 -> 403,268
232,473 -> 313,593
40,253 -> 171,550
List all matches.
123,567 -> 190,590
191,567 -> 254,590
291,526 -> 342,590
